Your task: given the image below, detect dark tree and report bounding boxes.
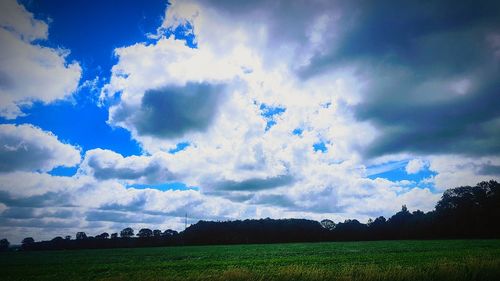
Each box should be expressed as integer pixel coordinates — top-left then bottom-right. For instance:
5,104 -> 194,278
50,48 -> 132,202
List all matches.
137,228 -> 153,238
22,237 -> 35,245
76,232 -> 87,240
120,227 -> 134,238
96,232 -> 109,239
13,180 -> 500,251
320,219 -> 336,230
51,236 -> 64,242
162,229 -> 179,236
153,229 -> 162,237
434,180 -> 500,237
0,238 -> 9,251
334,219 -> 368,240
65,235 -> 71,240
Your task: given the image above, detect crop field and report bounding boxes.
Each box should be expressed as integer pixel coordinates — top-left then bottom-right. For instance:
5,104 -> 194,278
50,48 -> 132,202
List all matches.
1,240 -> 499,281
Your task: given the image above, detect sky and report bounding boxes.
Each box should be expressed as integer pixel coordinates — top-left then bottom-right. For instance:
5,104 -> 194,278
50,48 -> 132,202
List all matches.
0,0 -> 499,243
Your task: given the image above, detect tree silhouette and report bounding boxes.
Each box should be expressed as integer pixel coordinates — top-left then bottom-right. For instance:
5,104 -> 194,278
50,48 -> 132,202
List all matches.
76,232 -> 87,240
137,228 -> 153,238
162,229 -> 178,236
0,238 -> 9,251
12,180 -> 500,251
51,236 -> 64,242
22,237 -> 35,245
320,219 -> 336,230
120,227 -> 134,238
96,232 -> 109,239
434,180 -> 500,237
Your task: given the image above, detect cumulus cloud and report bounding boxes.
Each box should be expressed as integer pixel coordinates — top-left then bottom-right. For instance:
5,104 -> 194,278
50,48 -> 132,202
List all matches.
405,159 -> 427,174
341,0 -> 500,158
212,175 -> 295,192
0,0 -> 81,119
0,168 -> 442,243
79,149 -> 176,184
112,82 -> 226,139
427,155 -> 500,190
0,124 -> 81,173
97,0 -> 450,221
4,0 -> 500,242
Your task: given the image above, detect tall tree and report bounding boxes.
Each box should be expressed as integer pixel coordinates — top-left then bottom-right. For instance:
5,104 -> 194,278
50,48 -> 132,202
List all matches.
0,238 -> 10,251
120,227 -> 134,238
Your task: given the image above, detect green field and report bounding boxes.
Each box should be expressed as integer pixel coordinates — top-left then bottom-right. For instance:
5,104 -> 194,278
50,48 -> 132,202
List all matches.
1,240 -> 499,281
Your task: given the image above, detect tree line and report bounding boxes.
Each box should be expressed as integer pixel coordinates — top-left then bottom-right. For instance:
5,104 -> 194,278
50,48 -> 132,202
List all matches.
0,180 -> 498,251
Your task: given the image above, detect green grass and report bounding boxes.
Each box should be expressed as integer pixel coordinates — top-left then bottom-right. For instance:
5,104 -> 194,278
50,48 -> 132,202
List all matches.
1,240 -> 499,281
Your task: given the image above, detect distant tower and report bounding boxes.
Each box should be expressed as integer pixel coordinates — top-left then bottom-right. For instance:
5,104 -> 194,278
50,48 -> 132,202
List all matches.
185,213 -> 188,230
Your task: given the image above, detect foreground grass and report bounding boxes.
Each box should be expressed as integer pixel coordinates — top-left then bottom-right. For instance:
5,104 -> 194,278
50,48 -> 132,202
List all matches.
1,240 -> 499,281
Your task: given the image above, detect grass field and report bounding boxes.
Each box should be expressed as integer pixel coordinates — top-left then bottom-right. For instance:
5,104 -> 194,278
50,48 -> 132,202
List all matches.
1,240 -> 499,281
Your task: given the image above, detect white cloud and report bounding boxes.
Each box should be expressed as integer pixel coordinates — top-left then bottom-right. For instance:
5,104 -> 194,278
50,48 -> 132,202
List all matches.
405,159 -> 427,174
0,0 -> 81,119
96,0 -> 442,224
3,0 -> 498,242
0,124 -> 81,173
427,155 -> 500,190
0,0 -> 48,42
79,148 -> 177,184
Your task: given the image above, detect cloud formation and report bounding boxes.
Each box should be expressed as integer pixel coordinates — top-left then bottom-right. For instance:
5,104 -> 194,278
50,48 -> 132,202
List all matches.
341,1 -> 500,157
0,124 -> 81,173
80,149 -> 176,184
405,159 -> 426,175
1,0 -> 500,243
0,0 -> 81,119
113,82 -> 225,139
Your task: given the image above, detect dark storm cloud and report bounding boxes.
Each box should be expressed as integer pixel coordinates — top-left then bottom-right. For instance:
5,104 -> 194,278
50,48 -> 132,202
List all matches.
214,175 -> 294,191
356,70 -> 500,157
250,194 -> 297,209
0,217 -> 77,229
90,163 -> 164,181
1,207 -> 74,220
85,210 -> 165,224
298,0 -> 500,77
114,82 -> 225,139
0,191 -> 71,208
305,0 -> 500,158
189,0 -> 500,157
477,164 -> 500,176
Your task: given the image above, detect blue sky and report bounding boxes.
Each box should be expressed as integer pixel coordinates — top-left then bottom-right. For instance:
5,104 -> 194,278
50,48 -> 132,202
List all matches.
0,0 -> 499,243
6,0 -> 188,158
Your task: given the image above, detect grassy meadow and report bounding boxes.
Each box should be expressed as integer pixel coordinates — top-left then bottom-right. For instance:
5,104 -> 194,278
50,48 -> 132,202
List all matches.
1,240 -> 499,281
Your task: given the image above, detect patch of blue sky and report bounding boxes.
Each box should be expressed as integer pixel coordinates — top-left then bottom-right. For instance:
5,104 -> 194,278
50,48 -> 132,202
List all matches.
265,120 -> 277,131
367,160 -> 437,186
260,104 -> 286,118
260,103 -> 286,131
313,141 -> 328,153
6,100 -> 142,157
3,1 -> 169,158
128,182 -> 199,191
20,0 -> 167,83
165,21 -> 198,48
48,166 -> 79,177
292,128 -> 303,136
169,142 -> 190,154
